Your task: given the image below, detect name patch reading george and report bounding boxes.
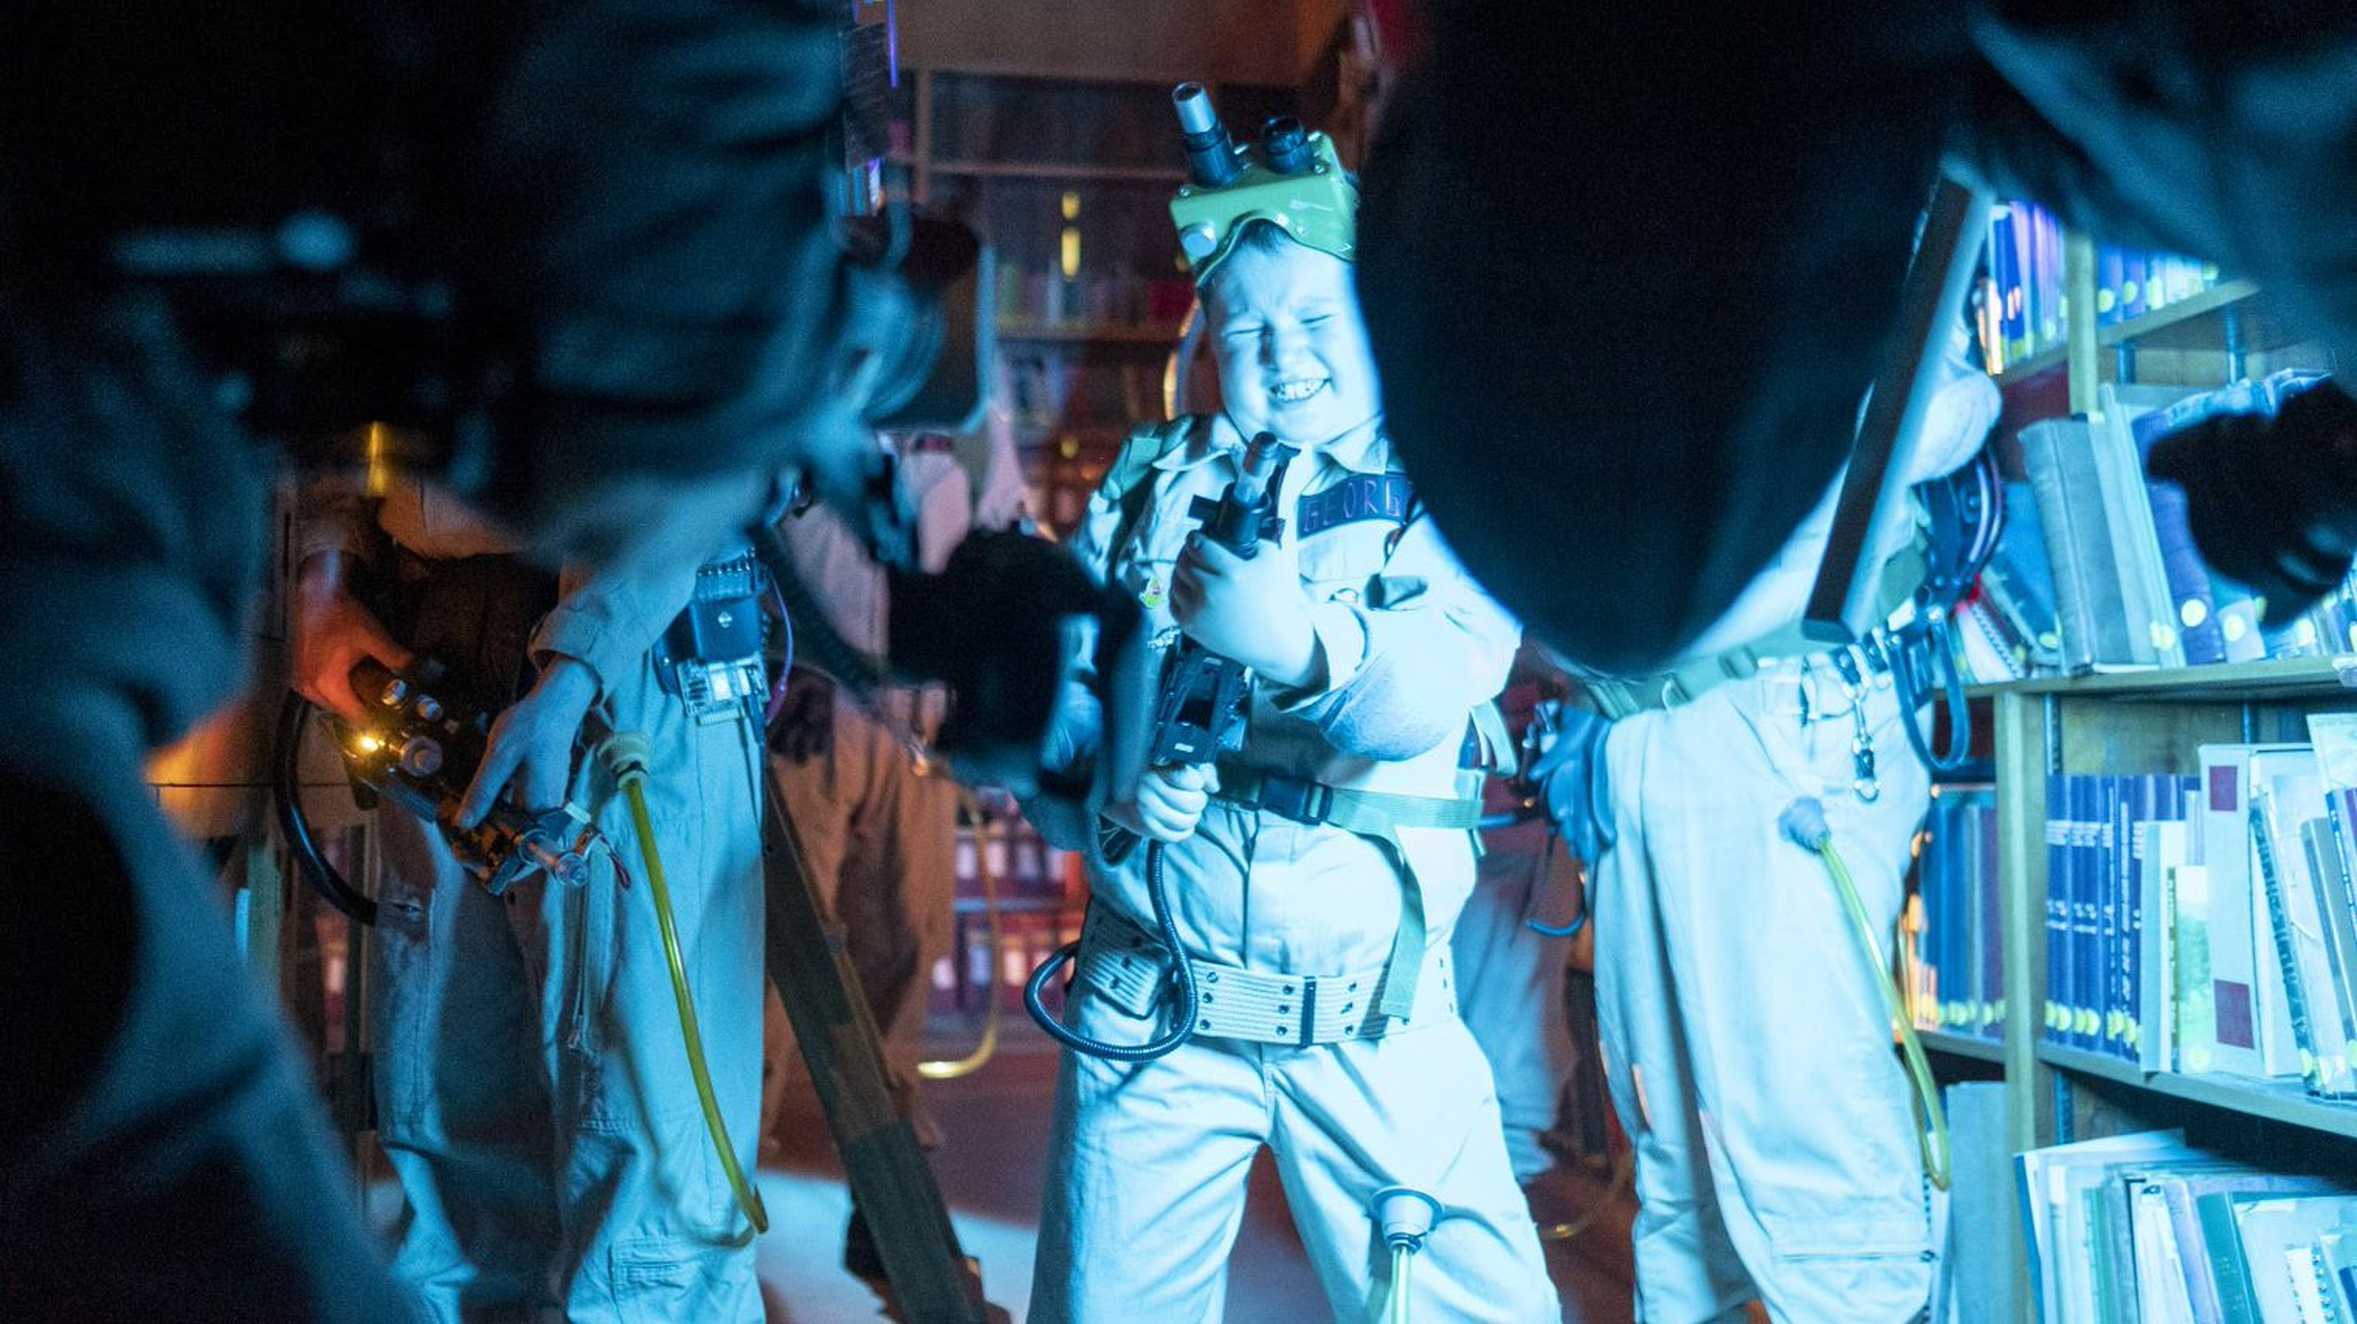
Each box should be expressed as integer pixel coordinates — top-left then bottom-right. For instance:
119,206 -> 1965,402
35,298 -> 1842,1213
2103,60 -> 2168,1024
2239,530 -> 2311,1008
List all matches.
1297,474 -> 1415,537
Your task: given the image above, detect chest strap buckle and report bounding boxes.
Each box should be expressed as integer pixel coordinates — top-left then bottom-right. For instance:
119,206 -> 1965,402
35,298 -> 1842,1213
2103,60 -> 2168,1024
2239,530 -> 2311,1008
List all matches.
1255,773 -> 1334,825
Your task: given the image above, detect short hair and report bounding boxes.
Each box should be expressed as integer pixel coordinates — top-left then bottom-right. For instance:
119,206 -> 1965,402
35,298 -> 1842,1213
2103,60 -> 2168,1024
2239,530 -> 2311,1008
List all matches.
1200,219 -> 1308,303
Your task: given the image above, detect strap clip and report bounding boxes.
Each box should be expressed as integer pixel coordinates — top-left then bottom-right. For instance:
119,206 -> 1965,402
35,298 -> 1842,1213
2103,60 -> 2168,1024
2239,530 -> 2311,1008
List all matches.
1257,773 -> 1334,826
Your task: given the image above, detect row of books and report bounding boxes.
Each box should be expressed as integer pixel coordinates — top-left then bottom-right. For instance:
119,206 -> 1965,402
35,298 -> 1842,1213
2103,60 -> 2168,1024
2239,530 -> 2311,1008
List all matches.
1975,200 -> 2226,374
1913,786 -> 2004,1042
2039,771 -> 2201,1068
2017,727 -> 2357,1100
995,349 -> 1170,437
2011,1126 -> 2354,1324
994,262 -> 1194,332
1952,370 -> 2345,684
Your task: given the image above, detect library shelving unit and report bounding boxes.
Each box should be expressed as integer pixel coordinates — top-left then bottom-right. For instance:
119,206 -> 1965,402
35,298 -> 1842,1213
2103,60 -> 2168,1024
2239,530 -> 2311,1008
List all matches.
1935,658 -> 2357,1321
887,66 -> 1301,528
1929,223 -> 2357,1319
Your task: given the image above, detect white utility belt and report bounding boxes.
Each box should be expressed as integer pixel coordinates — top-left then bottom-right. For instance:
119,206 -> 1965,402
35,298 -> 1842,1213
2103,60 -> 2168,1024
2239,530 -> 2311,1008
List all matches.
1075,905 -> 1457,1048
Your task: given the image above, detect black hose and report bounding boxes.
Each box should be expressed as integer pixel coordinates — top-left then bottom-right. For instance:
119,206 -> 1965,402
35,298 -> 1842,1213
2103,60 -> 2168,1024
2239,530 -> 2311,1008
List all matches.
274,690 -> 377,925
1023,839 -> 1200,1062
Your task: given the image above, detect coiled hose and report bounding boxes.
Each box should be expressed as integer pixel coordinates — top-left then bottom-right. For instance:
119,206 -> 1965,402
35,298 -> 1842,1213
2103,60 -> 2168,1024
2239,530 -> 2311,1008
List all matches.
1781,797 -> 1951,1190
601,733 -> 770,1239
1023,837 -> 1200,1062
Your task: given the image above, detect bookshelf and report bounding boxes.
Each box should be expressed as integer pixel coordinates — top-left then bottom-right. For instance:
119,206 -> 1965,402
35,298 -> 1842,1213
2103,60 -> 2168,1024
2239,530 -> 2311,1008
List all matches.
1963,656 -> 2357,1323
891,66 -> 1299,529
1941,205 -> 2357,1314
2000,279 -> 2263,379
1921,1028 -> 2007,1064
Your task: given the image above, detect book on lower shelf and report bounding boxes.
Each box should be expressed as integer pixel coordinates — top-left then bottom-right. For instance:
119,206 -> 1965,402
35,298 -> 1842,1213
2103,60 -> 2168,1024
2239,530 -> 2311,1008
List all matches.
1913,784 -> 2004,1043
1990,737 -> 2357,1104
2003,1127 -> 2357,1324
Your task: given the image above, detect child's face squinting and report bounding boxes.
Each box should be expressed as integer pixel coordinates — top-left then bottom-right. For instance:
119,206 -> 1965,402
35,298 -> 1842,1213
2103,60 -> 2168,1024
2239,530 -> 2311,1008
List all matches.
1205,242 -> 1381,449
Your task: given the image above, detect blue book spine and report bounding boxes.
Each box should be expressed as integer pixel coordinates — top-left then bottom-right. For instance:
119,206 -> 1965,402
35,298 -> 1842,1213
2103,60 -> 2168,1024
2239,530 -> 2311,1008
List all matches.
2032,206 -> 2064,350
1942,786 -> 1961,1027
2122,251 -> 2150,319
2077,776 -> 2108,1052
2145,478 -> 2225,665
2046,773 -> 2072,1047
2097,247 -> 2125,327
1982,799 -> 2005,1038
1992,205 -> 2026,363
2121,777 -> 2140,1055
1921,798 -> 1943,1028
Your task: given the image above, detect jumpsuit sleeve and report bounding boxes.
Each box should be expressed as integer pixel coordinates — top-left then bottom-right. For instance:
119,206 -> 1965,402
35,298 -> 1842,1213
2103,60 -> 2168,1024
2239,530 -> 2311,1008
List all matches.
1900,361 -> 2003,486
904,450 -> 977,575
528,555 -> 703,700
1016,432 -> 1153,848
1274,516 -> 1523,763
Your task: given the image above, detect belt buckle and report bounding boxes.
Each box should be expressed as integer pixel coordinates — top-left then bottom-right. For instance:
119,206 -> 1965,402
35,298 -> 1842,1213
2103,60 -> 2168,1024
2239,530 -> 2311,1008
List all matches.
1259,775 -> 1332,825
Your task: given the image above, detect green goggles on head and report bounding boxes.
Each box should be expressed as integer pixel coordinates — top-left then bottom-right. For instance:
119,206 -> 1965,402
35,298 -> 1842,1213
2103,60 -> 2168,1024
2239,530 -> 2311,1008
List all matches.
1167,85 -> 1358,285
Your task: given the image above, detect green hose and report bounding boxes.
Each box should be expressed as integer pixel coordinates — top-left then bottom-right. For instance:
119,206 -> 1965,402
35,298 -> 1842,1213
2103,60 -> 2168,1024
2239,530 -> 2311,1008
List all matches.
1797,807 -> 1952,1191
608,735 -> 770,1238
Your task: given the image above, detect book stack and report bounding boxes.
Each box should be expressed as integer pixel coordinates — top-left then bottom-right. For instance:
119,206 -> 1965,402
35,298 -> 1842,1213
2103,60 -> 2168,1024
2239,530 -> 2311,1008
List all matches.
2197,725 -> 2357,1100
2040,773 -> 2203,1069
2009,721 -> 2357,1100
1956,369 -> 2349,685
2010,1129 -> 2356,1323
1976,200 -> 2227,375
1914,785 -> 2004,1042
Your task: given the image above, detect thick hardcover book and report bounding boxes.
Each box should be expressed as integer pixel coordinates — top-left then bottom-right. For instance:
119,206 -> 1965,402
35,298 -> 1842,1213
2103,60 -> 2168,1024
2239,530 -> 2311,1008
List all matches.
2252,788 -> 2326,1093
2298,818 -> 2357,1099
1983,478 -> 2064,671
2250,749 -> 2326,1080
2095,388 -> 2189,670
2176,862 -> 2218,1075
2021,418 -> 2153,672
2201,745 -> 2312,1079
2310,712 -> 2357,1097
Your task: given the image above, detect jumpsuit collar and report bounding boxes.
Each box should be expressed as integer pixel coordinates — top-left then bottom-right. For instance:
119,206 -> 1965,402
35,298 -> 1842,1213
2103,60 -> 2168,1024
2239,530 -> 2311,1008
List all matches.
1153,413 -> 1396,477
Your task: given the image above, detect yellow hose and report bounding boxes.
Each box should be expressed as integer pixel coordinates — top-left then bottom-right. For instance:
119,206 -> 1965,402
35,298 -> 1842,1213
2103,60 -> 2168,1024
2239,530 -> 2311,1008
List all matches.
1818,837 -> 1952,1191
614,760 -> 770,1238
919,791 -> 1003,1081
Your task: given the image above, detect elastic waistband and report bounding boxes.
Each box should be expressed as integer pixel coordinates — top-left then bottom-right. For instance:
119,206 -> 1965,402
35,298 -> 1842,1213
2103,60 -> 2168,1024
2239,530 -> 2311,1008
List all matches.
1075,906 -> 1455,1048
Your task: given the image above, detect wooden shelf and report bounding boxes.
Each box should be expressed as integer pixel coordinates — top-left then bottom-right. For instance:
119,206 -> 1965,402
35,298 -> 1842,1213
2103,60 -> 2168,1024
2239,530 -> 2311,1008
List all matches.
933,159 -> 1184,183
1993,279 -> 2262,379
1920,1029 -> 2006,1063
1965,654 -> 2357,703
2037,1043 -> 2357,1141
997,321 -> 1184,344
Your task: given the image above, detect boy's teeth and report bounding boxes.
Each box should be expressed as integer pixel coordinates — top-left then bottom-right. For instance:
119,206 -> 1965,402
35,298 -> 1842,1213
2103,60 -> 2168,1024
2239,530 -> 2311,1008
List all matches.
1273,379 -> 1325,403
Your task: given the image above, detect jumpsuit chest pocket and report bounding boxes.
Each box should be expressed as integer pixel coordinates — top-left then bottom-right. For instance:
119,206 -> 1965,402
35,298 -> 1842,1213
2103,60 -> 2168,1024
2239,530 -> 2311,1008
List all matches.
1296,520 -> 1406,609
